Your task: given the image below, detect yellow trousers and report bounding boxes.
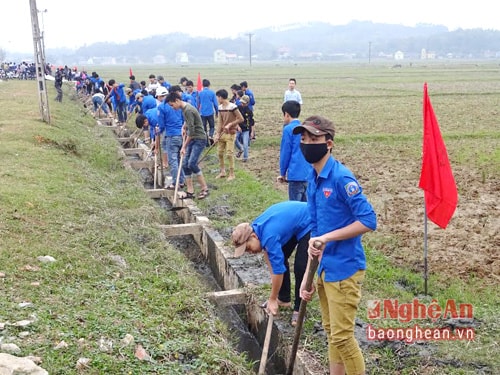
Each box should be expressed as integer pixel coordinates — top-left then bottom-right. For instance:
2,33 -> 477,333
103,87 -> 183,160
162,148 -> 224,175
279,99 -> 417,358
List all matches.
317,270 -> 365,375
217,133 -> 236,171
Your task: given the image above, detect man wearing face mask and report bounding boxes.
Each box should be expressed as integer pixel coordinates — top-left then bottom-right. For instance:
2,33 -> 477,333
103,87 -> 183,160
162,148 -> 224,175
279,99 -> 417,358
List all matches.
294,116 -> 377,375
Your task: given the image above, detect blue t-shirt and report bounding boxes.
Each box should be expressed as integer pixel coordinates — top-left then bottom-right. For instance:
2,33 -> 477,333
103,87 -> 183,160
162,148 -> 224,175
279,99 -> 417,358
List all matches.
279,119 -> 313,181
307,156 -> 377,282
157,102 -> 184,136
251,201 -> 312,275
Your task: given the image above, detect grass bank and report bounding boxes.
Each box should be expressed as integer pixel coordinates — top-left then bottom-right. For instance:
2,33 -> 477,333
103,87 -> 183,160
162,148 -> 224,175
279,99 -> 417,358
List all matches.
0,80 -> 253,374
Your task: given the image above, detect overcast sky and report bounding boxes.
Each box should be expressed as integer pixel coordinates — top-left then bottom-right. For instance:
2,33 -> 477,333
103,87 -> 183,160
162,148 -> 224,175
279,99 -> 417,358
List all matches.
3,0 -> 499,54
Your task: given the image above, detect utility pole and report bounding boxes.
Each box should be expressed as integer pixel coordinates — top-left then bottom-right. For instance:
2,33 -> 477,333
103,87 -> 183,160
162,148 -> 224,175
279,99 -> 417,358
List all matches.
29,0 -> 50,124
368,41 -> 372,64
247,33 -> 254,66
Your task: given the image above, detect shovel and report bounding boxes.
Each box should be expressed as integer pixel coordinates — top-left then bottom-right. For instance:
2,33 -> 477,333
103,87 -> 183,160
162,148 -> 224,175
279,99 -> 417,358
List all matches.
286,241 -> 322,375
157,137 -> 165,187
258,312 -> 274,375
197,134 -> 220,165
153,150 -> 158,190
168,152 -> 186,211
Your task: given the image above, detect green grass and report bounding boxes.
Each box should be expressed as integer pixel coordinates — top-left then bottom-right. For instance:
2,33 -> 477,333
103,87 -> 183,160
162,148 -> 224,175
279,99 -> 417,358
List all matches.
0,80 -> 254,374
1,62 -> 499,374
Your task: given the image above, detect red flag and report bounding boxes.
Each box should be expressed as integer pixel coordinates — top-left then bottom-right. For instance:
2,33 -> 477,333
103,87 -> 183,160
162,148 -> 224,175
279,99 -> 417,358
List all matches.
196,72 -> 202,92
418,83 -> 458,229
129,67 -> 133,77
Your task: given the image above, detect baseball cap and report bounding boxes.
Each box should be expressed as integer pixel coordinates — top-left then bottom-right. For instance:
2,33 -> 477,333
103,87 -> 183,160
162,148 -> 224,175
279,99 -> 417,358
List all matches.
157,75 -> 164,81
135,93 -> 143,100
156,87 -> 168,97
292,116 -> 336,139
240,95 -> 250,104
231,223 -> 253,257
125,87 -> 132,94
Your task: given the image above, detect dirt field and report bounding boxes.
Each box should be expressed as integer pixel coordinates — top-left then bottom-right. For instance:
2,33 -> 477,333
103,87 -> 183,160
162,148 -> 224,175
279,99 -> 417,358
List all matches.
243,127 -> 499,284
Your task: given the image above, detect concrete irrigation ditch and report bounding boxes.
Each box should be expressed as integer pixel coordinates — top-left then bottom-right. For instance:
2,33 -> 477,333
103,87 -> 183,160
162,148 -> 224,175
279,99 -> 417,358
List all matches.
99,118 -> 326,375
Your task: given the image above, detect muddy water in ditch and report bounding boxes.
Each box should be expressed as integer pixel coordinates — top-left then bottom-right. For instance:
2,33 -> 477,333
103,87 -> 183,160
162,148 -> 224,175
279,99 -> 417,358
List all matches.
157,197 -> 282,374
131,159 -> 283,373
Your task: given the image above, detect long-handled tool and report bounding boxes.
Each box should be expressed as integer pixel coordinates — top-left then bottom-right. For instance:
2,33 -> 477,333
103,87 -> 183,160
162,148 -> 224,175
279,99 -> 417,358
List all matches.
153,150 -> 158,189
258,312 -> 274,375
197,135 -> 220,165
168,152 -> 186,211
286,241 -> 322,375
156,129 -> 165,187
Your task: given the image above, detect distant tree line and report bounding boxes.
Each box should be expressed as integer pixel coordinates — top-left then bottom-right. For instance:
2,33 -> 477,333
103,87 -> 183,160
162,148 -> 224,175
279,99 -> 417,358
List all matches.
42,21 -> 500,64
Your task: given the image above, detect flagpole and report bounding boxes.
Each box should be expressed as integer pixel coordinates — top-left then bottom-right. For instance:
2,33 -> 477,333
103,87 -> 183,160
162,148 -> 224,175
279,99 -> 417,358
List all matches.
423,201 -> 428,295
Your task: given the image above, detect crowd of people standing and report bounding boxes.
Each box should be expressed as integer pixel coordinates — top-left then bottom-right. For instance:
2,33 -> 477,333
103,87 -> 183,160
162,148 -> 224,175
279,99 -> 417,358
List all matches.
69,70 -> 259,200
57,69 -> 376,373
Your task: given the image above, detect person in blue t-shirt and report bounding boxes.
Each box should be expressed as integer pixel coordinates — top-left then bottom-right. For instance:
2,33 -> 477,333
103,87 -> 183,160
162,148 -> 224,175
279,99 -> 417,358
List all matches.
198,79 -> 219,146
157,97 -> 185,188
294,115 -> 377,375
107,79 -> 127,125
277,100 -> 312,202
232,201 -> 311,326
136,92 -> 157,115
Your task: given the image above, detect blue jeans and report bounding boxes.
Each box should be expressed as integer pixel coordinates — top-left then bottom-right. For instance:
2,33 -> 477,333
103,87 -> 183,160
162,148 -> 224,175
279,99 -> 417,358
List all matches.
164,135 -> 185,185
183,138 -> 205,176
92,96 -> 109,114
288,181 -> 308,202
234,130 -> 250,160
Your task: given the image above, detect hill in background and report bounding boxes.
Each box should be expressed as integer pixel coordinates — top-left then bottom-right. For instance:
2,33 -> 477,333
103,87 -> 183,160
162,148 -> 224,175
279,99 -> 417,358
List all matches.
38,21 -> 500,65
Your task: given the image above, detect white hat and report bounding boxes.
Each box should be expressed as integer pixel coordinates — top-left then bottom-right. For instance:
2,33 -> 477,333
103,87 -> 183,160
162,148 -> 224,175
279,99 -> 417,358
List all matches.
156,87 -> 168,97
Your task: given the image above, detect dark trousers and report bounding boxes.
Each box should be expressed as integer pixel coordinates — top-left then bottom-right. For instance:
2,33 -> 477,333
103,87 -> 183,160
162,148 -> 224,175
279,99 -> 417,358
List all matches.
55,84 -> 63,102
201,114 -> 215,146
279,231 -> 310,311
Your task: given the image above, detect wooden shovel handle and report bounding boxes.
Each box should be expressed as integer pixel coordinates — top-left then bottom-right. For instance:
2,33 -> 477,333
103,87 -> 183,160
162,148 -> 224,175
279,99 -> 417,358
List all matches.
286,240 -> 322,375
258,313 -> 274,375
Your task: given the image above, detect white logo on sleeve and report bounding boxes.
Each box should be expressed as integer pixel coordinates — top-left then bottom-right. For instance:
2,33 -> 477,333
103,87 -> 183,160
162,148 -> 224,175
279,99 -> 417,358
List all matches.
344,181 -> 360,197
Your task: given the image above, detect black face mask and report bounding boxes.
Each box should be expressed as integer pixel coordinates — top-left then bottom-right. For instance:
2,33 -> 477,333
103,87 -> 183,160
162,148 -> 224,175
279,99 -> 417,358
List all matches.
300,143 -> 328,164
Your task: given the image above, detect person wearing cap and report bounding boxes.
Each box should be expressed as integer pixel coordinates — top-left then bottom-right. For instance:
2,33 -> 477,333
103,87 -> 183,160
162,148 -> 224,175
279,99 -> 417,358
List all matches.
235,94 -> 254,162
127,88 -> 142,114
232,201 -> 311,325
239,81 -> 256,139
294,116 -> 377,375
157,75 -> 171,90
277,100 -> 312,202
136,92 -> 157,115
155,86 -> 168,102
